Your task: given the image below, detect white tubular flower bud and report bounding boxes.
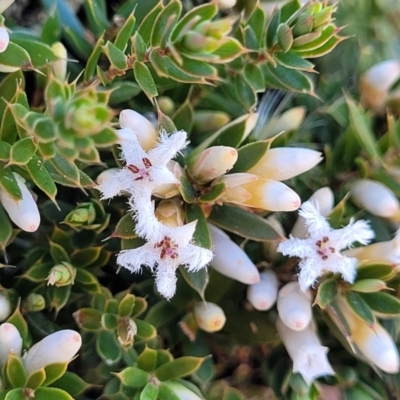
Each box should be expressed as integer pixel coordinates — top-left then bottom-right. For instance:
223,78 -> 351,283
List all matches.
96,168 -> 119,185
208,223 -> 260,284
350,179 -> 400,218
51,42 -> 68,80
155,199 -> 185,228
194,302 -> 226,333
247,148 -> 322,181
119,109 -> 159,151
247,270 -> 279,311
276,317 -> 334,385
217,0 -> 236,10
187,146 -> 238,184
0,172 -> 40,232
277,282 -> 312,331
163,381 -> 202,400
291,187 -> 334,238
0,294 -> 11,322
0,27 -> 9,53
267,106 -> 306,137
23,329 -> 82,376
335,296 -> 399,374
0,323 -> 23,368
360,60 -> 400,113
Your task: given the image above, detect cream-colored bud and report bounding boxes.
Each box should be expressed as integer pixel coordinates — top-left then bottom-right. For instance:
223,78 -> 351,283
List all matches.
217,0 -> 236,10
155,199 -> 185,227
163,381 -> 203,400
350,179 -> 400,218
265,106 -> 306,138
0,294 -> 11,322
209,223 -> 260,284
0,323 -> 23,368
47,263 -> 76,287
188,146 -> 238,184
0,172 -> 40,232
291,187 -> 334,238
276,317 -> 334,385
277,282 -> 312,331
194,301 -> 226,333
193,110 -> 230,135
247,270 -> 279,311
0,27 -> 9,53
152,160 -> 181,199
360,60 -> 400,113
157,96 -> 175,115
119,109 -> 159,151
247,147 -> 322,181
23,329 -> 82,376
335,296 -> 399,373
51,42 -> 68,80
96,168 -> 119,185
222,175 -> 301,212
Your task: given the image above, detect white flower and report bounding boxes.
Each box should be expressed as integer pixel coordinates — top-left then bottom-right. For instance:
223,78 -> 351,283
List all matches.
23,329 -> 82,377
247,270 -> 279,311
0,294 -> 11,322
278,201 -> 374,291
0,323 -> 23,368
0,27 -> 9,53
276,317 -> 335,385
117,221 -> 213,300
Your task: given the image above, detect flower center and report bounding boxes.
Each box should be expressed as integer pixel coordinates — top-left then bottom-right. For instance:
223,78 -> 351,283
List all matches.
127,157 -> 152,180
315,236 -> 336,260
154,236 -> 179,260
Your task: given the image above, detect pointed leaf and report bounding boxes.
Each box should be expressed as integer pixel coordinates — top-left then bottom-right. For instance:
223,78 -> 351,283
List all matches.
133,61 -> 158,101
360,292 -> 400,316
344,290 -> 375,325
155,357 -> 205,381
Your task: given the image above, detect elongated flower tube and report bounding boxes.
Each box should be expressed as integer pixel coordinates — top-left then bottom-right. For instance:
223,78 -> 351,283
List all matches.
278,201 -> 374,291
119,109 -> 159,151
194,301 -> 226,333
276,317 -> 335,385
360,60 -> 400,113
334,296 -> 399,373
208,223 -> 260,284
247,148 -> 322,181
0,172 -> 40,232
51,42 -> 68,80
291,187 -> 334,238
0,27 -> 9,53
117,220 -> 213,300
23,329 -> 82,377
277,282 -> 312,331
216,173 -> 301,212
344,228 -> 400,267
0,294 -> 11,322
162,381 -> 202,400
0,323 -> 23,368
187,146 -> 238,184
247,270 -> 279,311
350,179 -> 400,219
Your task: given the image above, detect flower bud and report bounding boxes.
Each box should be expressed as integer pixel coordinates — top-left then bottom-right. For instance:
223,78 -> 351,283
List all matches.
155,199 -> 185,227
194,302 -> 226,333
334,296 -> 399,373
64,202 -> 96,227
117,317 -> 137,347
21,293 -> 46,313
277,23 -> 293,53
247,270 -> 279,311
350,179 -> 400,218
0,27 -> 9,53
276,317 -> 334,385
208,223 -> 260,284
217,0 -> 236,10
182,31 -> 220,53
0,293 -> 11,322
162,381 -> 202,400
47,262 -> 76,287
277,282 -> 312,331
0,172 -> 40,232
188,146 -> 238,184
0,323 -> 23,368
221,174 -> 301,212
96,168 -> 119,185
292,15 -> 313,37
197,18 -> 234,39
360,60 -> 400,113
193,110 -> 230,135
247,148 -> 322,181
157,96 -> 175,116
312,6 -> 334,29
291,187 -> 334,238
265,106 -> 306,138
119,109 -> 159,151
23,330 -> 82,376
51,42 -> 68,80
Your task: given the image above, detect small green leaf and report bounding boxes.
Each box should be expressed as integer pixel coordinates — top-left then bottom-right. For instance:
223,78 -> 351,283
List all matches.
351,279 -> 387,293
211,38 -> 245,63
114,13 -> 136,51
0,42 -> 32,70
9,137 -> 37,166
185,203 -> 212,249
198,182 -> 227,203
266,8 -> 281,49
244,64 -> 265,92
117,367 -> 150,388
74,308 -> 103,331
231,140 -> 270,173
31,387 -> 74,400
245,4 -> 266,47
294,35 -> 344,58
50,241 -> 71,263
180,268 -> 209,302
172,100 -> 193,135
155,357 -> 205,381
48,285 -> 71,314
133,61 -> 158,102
41,9 -> 62,45
113,214 -> 137,239
234,74 -> 257,110
209,204 -> 282,241
51,372 -> 90,398
360,292 -> 400,316
134,319 -> 157,341
274,51 -> 315,72
137,2 -> 164,44
140,382 -> 159,400
137,346 -> 158,373
103,41 -> 128,70
356,262 -> 395,281
26,368 -> 46,390
344,291 -> 375,325
0,203 -> 12,252
101,313 -> 118,330
84,34 -> 104,82
71,247 -> 102,268
83,0 -> 109,36
0,164 -> 22,199
109,81 -> 141,105
118,293 -> 136,317
314,276 -> 338,308
11,38 -> 58,68
292,24 -> 336,51
5,354 -> 27,388
96,330 -> 121,365
131,32 -> 147,62
42,363 -> 68,386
